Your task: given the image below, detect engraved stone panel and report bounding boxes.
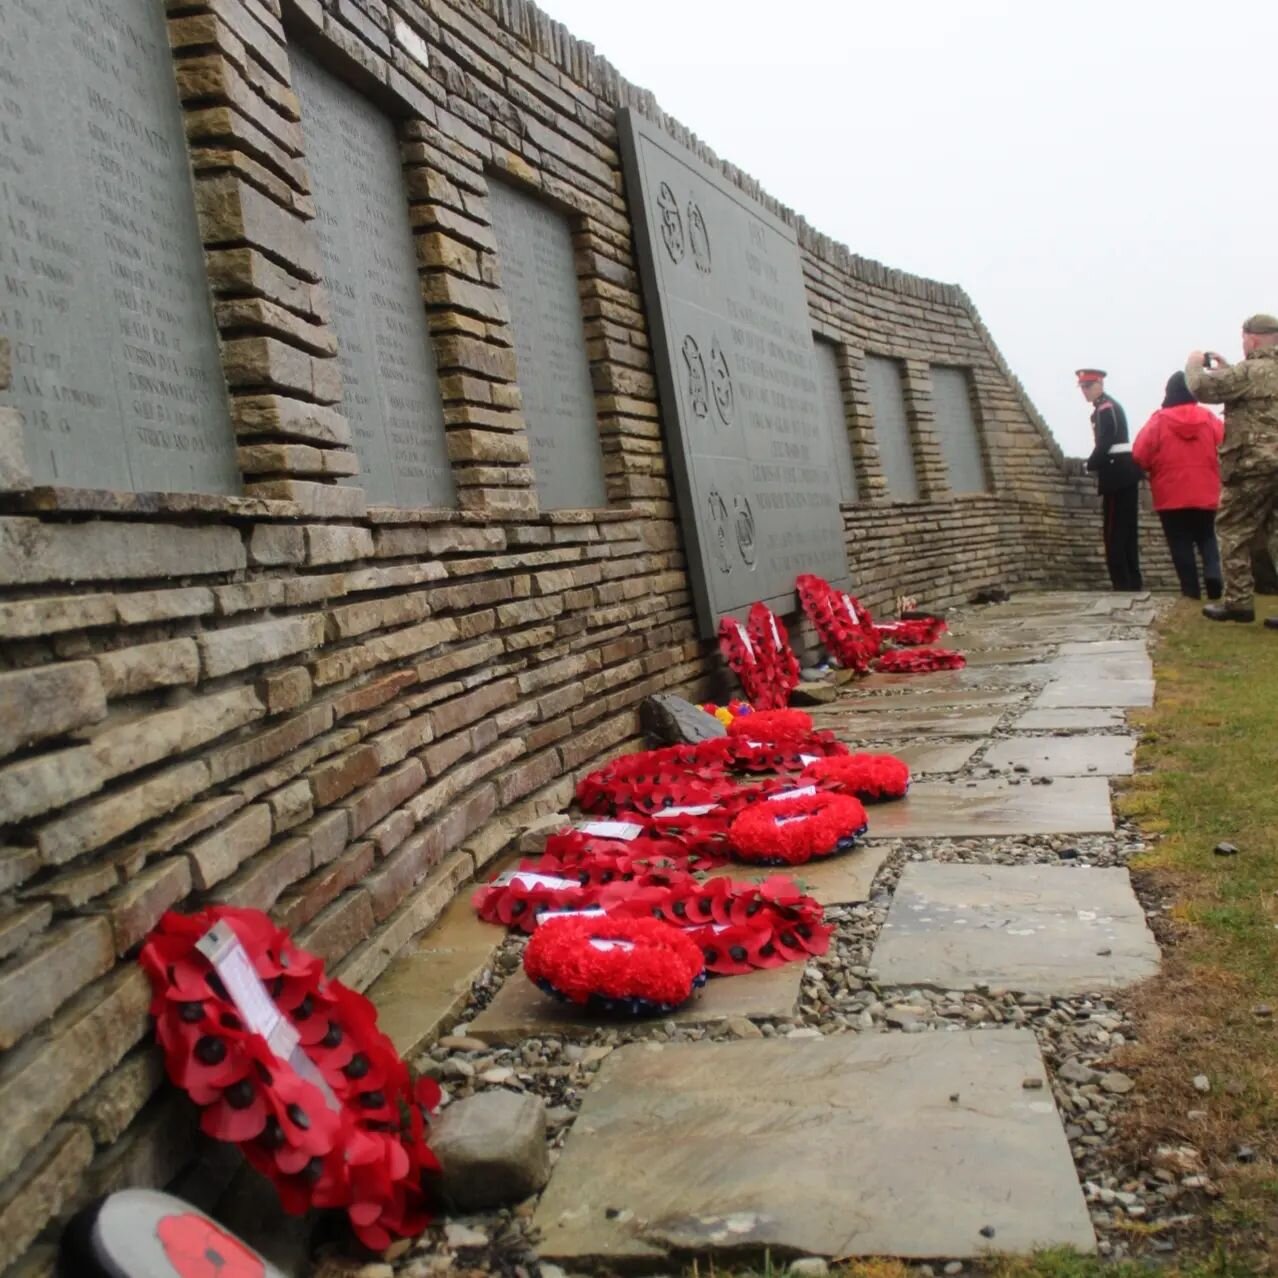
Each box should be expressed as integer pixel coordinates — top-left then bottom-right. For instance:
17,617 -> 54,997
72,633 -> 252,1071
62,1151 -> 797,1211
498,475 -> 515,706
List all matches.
813,336 -> 857,503
932,364 -> 989,494
619,110 -> 850,637
487,179 -> 606,511
0,0 -> 237,494
865,355 -> 918,501
292,49 -> 454,509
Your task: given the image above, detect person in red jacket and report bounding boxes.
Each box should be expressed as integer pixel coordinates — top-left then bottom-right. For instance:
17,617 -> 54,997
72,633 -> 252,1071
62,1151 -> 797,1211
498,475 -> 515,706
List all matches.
1133,371 -> 1225,599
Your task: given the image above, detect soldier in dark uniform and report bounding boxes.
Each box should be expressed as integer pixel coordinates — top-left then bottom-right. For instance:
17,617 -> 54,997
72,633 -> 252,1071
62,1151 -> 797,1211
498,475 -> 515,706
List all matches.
1079,368 -> 1143,591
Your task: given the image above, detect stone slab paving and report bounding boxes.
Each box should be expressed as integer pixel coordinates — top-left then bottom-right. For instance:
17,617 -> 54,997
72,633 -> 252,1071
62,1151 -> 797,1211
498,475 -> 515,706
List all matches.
890,739 -> 983,775
532,1030 -> 1095,1264
722,842 -> 893,905
1013,707 -> 1127,731
1032,679 -> 1154,709
467,963 -> 803,1044
961,645 -> 1051,667
864,777 -> 1114,838
811,707 -> 1004,740
835,688 -> 1024,711
871,864 -> 1159,995
981,735 -> 1135,777
369,897 -> 503,1059
1055,639 -> 1149,657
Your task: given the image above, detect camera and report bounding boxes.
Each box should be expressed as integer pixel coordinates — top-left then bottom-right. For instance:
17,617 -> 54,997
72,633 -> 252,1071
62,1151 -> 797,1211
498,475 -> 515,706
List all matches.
1203,353 -> 1216,370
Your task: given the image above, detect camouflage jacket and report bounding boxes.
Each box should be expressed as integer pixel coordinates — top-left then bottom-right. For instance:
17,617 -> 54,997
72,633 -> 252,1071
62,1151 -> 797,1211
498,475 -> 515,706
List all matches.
1186,347 -> 1278,471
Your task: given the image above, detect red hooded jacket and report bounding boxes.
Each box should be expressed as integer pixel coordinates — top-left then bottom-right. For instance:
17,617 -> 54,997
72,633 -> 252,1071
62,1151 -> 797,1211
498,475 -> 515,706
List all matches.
1132,403 -> 1225,511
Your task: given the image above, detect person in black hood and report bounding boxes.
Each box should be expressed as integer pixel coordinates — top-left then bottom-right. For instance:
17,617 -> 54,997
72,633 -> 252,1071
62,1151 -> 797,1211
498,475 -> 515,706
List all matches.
1079,368 -> 1143,591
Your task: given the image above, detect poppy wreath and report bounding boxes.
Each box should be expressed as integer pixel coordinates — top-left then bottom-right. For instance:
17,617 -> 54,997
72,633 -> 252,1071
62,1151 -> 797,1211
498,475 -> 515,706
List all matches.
796,575 -> 877,672
800,752 -> 911,803
524,915 -> 707,1016
876,616 -> 948,647
140,907 -> 440,1252
717,616 -> 770,707
633,874 -> 833,974
746,602 -> 802,709
873,646 -> 966,674
726,708 -> 813,740
728,791 -> 869,866
719,732 -> 849,776
575,742 -> 739,815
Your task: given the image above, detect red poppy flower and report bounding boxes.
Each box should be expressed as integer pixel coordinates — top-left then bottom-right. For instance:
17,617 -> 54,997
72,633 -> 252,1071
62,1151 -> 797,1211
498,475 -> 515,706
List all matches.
156,1211 -> 265,1278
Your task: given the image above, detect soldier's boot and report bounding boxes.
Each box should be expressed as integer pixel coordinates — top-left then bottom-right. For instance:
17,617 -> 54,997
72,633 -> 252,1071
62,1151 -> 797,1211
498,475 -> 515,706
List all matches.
1203,604 -> 1256,622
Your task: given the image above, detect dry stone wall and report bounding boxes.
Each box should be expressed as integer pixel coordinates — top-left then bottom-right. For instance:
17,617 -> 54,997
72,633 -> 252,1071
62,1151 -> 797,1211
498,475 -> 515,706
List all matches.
0,0 -> 1172,1268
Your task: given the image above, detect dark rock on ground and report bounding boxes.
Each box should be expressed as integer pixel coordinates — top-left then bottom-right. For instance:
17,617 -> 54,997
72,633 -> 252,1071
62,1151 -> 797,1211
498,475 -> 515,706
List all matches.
640,693 -> 726,744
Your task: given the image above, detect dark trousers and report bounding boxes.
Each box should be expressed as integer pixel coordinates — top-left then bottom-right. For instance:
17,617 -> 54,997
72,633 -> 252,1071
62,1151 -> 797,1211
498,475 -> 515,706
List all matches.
1157,507 -> 1221,600
1102,487 -> 1143,591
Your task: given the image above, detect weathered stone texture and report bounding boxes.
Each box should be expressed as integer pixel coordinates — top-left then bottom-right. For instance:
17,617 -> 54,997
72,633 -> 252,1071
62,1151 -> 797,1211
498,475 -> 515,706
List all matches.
0,0 -> 1178,1269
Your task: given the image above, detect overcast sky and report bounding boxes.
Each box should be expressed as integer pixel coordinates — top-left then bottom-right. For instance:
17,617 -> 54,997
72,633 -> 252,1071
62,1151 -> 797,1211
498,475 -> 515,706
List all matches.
536,0 -> 1277,457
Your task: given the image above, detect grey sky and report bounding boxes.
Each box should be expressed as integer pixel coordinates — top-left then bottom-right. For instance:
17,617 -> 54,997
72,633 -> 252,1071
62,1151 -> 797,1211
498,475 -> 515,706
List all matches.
535,0 -> 1277,457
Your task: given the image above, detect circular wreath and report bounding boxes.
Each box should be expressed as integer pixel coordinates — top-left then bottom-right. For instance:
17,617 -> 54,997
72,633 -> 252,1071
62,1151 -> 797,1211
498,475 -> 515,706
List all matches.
726,708 -> 812,740
576,742 -> 738,814
728,791 -> 869,865
800,752 -> 911,802
140,907 -> 439,1251
524,915 -> 707,1015
873,647 -> 966,673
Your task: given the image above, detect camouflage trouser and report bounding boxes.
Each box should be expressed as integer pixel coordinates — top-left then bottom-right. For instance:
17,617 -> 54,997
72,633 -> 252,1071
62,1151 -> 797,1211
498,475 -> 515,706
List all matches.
1217,465 -> 1278,608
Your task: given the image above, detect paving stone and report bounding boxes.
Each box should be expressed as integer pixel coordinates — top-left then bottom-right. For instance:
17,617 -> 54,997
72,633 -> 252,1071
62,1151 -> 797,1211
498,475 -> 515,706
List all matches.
836,691 -> 1025,717
889,740 -> 983,775
719,842 -> 892,905
532,1029 -> 1094,1263
367,896 -> 502,1059
1032,679 -> 1154,710
468,963 -> 803,1045
982,736 -> 1134,777
811,707 -> 1004,740
1055,640 -> 1149,657
1013,708 -> 1127,731
864,777 -> 1114,838
871,863 -> 1159,995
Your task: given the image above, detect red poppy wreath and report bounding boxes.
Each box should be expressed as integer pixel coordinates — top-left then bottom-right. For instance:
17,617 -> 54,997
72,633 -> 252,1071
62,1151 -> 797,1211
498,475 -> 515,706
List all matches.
800,752 -> 911,802
728,790 -> 869,866
523,915 -> 707,1016
140,907 -> 440,1252
873,646 -> 966,673
726,708 -> 813,740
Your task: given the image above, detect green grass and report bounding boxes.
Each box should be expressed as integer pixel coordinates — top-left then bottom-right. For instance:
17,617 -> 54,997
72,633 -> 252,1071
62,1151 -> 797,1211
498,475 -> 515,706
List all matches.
685,600 -> 1278,1278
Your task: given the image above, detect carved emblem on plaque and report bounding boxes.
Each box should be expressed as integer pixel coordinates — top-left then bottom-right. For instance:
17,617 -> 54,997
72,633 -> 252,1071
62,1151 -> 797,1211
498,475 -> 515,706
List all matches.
657,182 -> 685,263
707,490 -> 732,574
681,335 -> 709,420
733,494 -> 757,568
709,336 -> 734,427
688,198 -> 712,274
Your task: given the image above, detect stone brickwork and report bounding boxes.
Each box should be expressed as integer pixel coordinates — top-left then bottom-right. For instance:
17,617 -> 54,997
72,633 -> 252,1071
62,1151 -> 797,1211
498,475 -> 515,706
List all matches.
0,0 -> 1174,1268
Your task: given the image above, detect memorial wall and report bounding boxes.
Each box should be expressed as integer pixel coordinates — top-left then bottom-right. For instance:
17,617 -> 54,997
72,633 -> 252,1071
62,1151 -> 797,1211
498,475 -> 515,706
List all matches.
0,0 -> 1174,1266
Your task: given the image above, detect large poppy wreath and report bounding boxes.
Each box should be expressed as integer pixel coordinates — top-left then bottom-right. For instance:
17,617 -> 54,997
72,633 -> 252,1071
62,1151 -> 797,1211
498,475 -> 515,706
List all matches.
728,790 -> 869,866
523,915 -> 707,1016
140,907 -> 440,1252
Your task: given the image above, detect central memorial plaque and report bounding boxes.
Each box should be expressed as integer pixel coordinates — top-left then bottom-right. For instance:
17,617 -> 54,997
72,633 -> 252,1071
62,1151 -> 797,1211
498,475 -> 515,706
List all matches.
292,49 -> 455,509
0,0 -> 237,494
619,110 -> 850,636
487,178 -> 607,511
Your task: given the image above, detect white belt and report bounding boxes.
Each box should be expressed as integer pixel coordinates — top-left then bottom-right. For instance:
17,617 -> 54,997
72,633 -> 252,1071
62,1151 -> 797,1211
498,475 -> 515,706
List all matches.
1108,442 -> 1133,454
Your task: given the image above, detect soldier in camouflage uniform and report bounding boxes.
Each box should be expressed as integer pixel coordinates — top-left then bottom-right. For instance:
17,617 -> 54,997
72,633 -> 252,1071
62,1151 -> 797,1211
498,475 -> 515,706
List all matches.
1186,313 -> 1278,624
